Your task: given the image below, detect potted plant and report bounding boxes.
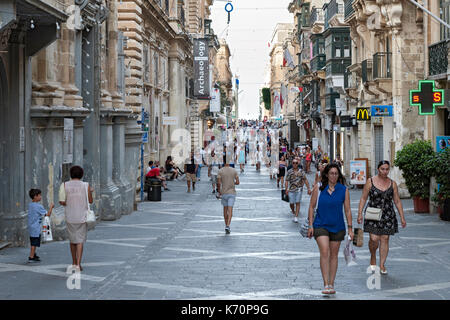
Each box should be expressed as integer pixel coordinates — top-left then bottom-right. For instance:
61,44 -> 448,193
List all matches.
430,148 -> 450,221
394,139 -> 434,213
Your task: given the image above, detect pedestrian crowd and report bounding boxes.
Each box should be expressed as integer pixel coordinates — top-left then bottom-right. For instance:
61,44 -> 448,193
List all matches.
25,119 -> 407,298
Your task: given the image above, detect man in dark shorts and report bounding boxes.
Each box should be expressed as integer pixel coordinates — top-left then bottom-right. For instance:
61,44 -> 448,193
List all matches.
184,152 -> 198,192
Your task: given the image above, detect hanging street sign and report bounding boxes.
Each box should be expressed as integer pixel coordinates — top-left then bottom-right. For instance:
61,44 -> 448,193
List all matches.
410,80 -> 444,115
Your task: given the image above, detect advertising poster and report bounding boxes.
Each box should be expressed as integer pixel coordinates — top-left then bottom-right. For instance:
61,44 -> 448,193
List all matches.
436,136 -> 450,153
350,160 -> 367,185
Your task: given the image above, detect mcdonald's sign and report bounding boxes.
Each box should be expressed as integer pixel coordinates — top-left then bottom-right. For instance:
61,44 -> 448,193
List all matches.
356,107 -> 371,121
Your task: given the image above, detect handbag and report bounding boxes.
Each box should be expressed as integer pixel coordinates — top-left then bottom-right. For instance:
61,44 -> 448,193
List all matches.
281,190 -> 289,202
364,178 -> 388,221
364,207 -> 382,221
353,226 -> 364,247
85,183 -> 96,223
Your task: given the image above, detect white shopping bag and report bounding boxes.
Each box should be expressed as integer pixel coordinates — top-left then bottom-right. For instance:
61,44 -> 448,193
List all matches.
42,216 -> 53,242
343,236 -> 357,266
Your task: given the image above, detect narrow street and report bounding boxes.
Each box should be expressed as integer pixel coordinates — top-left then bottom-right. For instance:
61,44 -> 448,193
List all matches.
1,165 -> 450,300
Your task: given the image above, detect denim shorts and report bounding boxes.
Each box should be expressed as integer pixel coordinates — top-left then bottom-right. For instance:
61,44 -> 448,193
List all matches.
288,190 -> 302,204
221,194 -> 236,207
30,236 -> 41,247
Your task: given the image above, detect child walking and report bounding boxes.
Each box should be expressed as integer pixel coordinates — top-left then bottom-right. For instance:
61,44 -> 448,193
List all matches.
28,189 -> 54,263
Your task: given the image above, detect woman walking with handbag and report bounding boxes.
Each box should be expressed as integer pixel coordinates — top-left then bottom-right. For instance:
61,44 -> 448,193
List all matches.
58,166 -> 93,271
357,160 -> 407,275
307,163 -> 353,296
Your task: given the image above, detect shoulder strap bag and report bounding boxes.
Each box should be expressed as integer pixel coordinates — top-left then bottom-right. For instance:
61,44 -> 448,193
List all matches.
364,178 -> 388,221
85,183 -> 96,223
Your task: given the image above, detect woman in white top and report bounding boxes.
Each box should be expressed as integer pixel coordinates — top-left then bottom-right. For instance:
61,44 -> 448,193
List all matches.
59,166 -> 93,271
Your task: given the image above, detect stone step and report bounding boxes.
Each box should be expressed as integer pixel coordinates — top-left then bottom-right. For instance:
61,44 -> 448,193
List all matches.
0,241 -> 12,251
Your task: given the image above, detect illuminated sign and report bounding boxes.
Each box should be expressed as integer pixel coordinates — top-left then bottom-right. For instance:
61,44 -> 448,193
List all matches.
356,107 -> 371,121
371,105 -> 393,117
410,80 -> 444,115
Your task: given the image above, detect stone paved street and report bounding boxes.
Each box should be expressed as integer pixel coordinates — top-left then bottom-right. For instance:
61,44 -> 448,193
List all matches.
1,165 -> 450,300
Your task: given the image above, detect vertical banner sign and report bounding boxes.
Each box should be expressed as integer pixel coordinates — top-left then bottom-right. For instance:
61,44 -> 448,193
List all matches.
63,118 -> 74,164
210,88 -> 221,112
193,38 -> 210,98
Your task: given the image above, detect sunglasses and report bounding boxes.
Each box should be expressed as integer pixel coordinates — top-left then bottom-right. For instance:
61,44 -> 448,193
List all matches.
293,162 -> 299,164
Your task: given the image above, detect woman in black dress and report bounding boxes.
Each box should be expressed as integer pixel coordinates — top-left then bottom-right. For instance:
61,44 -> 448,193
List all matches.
357,161 -> 407,275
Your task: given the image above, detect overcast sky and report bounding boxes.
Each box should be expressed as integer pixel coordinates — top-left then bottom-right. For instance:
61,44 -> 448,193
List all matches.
211,0 -> 293,120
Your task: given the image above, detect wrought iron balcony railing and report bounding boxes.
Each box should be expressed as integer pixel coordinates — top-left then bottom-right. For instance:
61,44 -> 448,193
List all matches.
327,0 -> 344,21
373,52 -> 392,79
344,0 -> 355,20
310,8 -> 324,27
429,39 -> 449,77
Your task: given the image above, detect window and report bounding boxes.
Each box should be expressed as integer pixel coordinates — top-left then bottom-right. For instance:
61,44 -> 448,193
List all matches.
441,0 -> 450,40
344,45 -> 350,57
335,46 -> 341,58
334,36 -> 340,42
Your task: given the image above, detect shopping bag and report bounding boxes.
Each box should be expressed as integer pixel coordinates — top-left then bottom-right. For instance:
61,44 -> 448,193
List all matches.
281,190 -> 289,202
299,218 -> 310,238
353,227 -> 364,247
42,216 -> 53,242
343,236 -> 357,266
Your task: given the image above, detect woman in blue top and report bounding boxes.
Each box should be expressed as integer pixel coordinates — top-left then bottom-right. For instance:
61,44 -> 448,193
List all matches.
307,163 -> 353,296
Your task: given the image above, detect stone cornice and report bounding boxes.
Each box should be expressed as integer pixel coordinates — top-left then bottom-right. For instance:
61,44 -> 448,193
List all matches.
30,105 -> 91,118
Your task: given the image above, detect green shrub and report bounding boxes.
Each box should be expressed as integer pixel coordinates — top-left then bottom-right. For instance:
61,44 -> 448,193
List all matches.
394,139 -> 434,199
430,147 -> 450,205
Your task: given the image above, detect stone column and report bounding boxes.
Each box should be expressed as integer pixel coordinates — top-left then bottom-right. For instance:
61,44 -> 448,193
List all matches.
0,26 -> 28,246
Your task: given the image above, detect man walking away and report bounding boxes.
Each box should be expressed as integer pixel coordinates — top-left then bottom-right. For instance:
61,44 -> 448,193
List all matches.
217,162 -> 240,234
184,152 -> 198,192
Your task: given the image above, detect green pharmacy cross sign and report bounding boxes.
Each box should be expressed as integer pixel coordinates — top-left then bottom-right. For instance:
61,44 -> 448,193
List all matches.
410,80 -> 444,115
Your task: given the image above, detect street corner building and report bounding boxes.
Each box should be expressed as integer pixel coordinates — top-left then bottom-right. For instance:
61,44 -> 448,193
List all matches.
0,0 -> 232,246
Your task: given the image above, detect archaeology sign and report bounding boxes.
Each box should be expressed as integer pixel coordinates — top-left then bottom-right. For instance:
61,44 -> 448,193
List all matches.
193,38 -> 210,98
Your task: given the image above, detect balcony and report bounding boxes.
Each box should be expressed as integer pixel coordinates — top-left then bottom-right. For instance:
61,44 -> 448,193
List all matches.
344,0 -> 355,21
362,59 -> 373,83
325,60 -> 350,77
429,39 -> 450,79
299,64 -> 309,78
373,52 -> 392,79
311,55 -> 326,72
310,7 -> 324,27
327,0 -> 344,26
325,91 -> 340,111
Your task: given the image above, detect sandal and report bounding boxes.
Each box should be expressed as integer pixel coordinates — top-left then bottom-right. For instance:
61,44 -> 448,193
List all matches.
380,267 -> 388,275
328,286 -> 336,294
322,286 -> 331,295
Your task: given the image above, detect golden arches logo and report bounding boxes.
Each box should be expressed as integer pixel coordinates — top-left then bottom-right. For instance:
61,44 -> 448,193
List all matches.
356,108 -> 371,121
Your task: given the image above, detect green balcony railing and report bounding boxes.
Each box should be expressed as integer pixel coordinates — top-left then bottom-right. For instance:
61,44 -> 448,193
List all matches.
325,91 -> 340,111
325,59 -> 351,77
373,52 -> 392,79
311,55 -> 326,72
429,39 -> 449,77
